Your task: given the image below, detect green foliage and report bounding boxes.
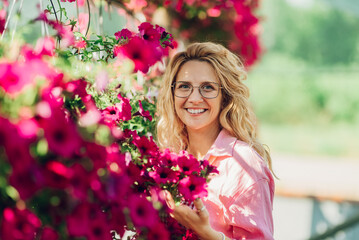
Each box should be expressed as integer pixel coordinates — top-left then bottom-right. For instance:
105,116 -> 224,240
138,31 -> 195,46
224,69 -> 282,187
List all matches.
262,0 -> 359,65
248,53 -> 359,125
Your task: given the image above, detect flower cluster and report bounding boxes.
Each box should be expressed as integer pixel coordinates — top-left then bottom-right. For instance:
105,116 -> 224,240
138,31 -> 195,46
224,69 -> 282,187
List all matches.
113,22 -> 174,73
142,0 -> 261,66
0,13 -> 215,240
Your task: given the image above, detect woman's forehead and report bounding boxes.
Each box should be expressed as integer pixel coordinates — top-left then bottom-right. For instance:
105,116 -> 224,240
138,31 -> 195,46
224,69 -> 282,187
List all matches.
176,61 -> 219,83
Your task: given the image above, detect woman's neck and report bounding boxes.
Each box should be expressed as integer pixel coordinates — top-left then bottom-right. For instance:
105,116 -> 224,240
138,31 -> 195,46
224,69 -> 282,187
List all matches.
187,127 -> 221,160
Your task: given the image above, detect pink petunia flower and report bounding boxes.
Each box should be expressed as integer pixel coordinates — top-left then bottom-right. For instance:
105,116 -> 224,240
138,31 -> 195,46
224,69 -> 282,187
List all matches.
0,62 -> 28,95
177,152 -> 201,175
178,175 -> 208,202
41,108 -> 82,159
68,163 -> 90,200
9,165 -> 43,200
117,93 -> 132,121
138,100 -> 152,121
102,104 -> 122,125
131,133 -> 159,157
42,161 -> 72,189
158,148 -> 179,168
114,28 -> 133,40
114,36 -> 161,73
149,166 -> 178,185
74,39 -> 87,49
0,207 -> 42,240
66,202 -> 91,237
35,37 -> 56,56
138,22 -> 161,43
147,222 -> 170,240
0,9 -> 6,34
40,226 -> 59,240
127,194 -> 159,228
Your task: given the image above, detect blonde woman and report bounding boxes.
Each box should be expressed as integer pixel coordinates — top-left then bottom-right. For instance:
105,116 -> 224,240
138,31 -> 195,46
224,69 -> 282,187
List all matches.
157,42 -> 275,240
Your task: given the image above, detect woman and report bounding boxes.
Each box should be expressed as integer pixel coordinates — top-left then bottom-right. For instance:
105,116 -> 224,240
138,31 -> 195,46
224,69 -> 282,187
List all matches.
157,42 -> 275,240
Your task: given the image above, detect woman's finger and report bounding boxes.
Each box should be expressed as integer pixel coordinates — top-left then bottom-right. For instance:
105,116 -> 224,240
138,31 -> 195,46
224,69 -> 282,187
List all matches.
194,198 -> 207,215
164,190 -> 175,210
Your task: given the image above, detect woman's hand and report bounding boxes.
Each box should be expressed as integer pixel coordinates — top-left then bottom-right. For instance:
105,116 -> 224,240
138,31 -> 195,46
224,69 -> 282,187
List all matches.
164,191 -> 225,240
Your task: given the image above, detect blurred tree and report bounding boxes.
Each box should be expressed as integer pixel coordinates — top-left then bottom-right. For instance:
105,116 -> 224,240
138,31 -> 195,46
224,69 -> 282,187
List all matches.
269,0 -> 359,65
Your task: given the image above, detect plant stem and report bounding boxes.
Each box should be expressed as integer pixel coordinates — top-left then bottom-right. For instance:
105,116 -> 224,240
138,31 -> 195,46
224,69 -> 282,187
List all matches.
73,48 -> 107,55
85,0 -> 91,37
49,0 -> 59,23
56,0 -> 63,22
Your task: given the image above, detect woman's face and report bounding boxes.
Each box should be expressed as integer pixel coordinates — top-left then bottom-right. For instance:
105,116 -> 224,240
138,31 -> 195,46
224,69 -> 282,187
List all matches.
174,60 -> 222,134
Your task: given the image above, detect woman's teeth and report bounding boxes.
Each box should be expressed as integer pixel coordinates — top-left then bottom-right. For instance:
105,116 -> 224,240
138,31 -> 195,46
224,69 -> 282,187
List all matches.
186,109 -> 206,114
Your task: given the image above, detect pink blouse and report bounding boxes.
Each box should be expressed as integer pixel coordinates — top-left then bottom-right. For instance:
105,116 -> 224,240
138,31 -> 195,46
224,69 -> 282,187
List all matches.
203,129 -> 275,240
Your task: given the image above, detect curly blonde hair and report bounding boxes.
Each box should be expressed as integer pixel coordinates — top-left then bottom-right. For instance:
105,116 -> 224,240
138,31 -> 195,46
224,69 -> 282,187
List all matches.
156,42 -> 274,173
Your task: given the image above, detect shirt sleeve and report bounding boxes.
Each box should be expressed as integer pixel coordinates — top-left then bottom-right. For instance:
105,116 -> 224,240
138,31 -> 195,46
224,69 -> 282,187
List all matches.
223,179 -> 274,240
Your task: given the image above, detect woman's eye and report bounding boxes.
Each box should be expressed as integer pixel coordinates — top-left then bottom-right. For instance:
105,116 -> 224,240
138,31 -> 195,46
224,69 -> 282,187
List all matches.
178,83 -> 191,89
202,84 -> 215,91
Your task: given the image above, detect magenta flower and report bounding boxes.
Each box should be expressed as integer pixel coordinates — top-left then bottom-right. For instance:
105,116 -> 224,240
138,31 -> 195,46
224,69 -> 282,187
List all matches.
0,207 -> 41,240
85,142 -> 107,170
42,108 -> 82,158
127,194 -> 159,228
69,163 -> 90,200
16,118 -> 39,140
177,153 -> 201,175
138,22 -> 161,42
132,133 -> 159,157
138,100 -> 152,121
64,79 -> 90,102
155,25 -> 174,49
87,215 -> 112,240
40,226 -> 59,240
117,93 -> 132,121
73,39 -> 87,49
43,161 -> 72,189
114,28 -> 133,40
114,36 -> 161,73
0,62 -> 28,95
9,166 -> 43,200
147,222 -> 170,240
178,175 -> 208,202
34,37 -> 56,56
67,202 -> 91,237
158,148 -> 178,168
109,204 -> 126,238
0,10 -> 6,34
149,166 -> 178,185
102,104 -> 122,125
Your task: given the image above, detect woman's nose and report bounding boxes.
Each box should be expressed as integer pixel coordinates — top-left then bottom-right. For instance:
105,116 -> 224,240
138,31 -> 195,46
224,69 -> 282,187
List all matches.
187,87 -> 203,103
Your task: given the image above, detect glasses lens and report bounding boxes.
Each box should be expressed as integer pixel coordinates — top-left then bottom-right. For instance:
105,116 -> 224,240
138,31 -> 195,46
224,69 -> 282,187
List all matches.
200,82 -> 219,98
173,82 -> 192,97
173,82 -> 220,98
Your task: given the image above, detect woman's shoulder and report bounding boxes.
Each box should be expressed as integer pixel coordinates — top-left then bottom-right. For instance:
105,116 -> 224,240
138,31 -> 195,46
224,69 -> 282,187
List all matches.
227,138 -> 273,184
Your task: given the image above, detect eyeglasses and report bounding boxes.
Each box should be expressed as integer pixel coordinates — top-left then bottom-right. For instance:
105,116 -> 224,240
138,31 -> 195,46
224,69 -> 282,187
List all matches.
172,81 -> 222,99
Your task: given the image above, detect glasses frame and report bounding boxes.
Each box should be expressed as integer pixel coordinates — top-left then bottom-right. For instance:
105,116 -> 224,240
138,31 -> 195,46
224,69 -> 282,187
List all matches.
172,81 -> 223,99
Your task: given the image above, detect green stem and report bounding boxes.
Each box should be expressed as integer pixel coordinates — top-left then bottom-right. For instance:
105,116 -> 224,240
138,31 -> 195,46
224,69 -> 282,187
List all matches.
56,0 -> 62,22
85,0 -> 91,37
49,0 -> 59,23
73,48 -> 107,56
